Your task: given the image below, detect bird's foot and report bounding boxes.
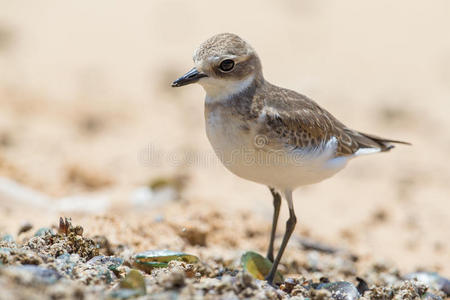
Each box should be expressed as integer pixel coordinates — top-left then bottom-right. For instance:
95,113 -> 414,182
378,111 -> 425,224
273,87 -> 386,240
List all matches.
264,275 -> 279,289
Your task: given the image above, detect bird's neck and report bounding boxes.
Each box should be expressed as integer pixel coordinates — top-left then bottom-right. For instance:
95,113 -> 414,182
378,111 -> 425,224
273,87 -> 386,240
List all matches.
203,74 -> 263,104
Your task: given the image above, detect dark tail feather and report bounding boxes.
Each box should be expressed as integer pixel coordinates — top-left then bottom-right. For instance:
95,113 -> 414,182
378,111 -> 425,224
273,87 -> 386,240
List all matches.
358,132 -> 411,152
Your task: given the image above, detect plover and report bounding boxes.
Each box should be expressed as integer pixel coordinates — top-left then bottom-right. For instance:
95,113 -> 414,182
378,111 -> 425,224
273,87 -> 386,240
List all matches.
172,33 -> 409,285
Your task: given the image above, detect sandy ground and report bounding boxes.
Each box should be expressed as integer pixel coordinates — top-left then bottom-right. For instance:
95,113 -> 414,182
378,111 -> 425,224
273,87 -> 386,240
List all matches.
0,0 -> 449,291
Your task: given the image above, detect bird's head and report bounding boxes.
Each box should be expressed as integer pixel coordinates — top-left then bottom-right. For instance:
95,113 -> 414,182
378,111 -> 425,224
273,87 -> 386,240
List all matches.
172,33 -> 263,101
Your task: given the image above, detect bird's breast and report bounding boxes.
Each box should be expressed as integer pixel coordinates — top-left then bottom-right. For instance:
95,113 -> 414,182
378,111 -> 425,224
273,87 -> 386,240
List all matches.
205,103 -> 255,163
203,100 -> 349,189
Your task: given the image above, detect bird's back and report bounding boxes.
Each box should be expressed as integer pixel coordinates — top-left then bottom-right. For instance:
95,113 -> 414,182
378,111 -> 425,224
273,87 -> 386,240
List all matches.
257,82 -> 409,158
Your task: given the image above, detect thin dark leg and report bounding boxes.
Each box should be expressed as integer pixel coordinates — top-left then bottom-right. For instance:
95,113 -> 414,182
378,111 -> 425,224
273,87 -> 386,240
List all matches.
265,189 -> 297,285
267,187 -> 281,262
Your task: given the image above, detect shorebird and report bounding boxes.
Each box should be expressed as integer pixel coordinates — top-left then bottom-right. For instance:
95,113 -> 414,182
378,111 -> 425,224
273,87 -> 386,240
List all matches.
172,33 -> 409,285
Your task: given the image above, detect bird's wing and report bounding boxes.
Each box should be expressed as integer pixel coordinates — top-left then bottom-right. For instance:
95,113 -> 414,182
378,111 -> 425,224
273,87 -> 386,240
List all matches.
257,87 -> 409,157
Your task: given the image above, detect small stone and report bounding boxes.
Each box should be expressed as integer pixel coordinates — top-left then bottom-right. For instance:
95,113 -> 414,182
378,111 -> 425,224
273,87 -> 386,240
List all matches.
310,288 -> 333,299
356,277 -> 369,295
92,235 -> 113,255
240,251 -> 283,285
119,269 -> 146,291
74,226 -> 83,236
110,269 -> 146,299
87,255 -> 123,271
0,247 -> 12,254
134,250 -> 198,273
0,247 -> 12,264
55,253 -> 81,276
280,277 -> 297,293
18,222 -> 33,235
158,268 -> 186,289
316,281 -> 360,300
180,226 -> 207,247
404,272 -> 450,296
110,289 -> 144,299
1,234 -> 14,242
34,227 -> 54,237
2,265 -> 62,285
149,175 -> 186,192
421,292 -> 443,300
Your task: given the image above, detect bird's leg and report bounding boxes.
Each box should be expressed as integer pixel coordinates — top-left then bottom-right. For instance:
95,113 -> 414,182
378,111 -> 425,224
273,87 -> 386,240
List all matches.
267,187 -> 281,262
265,189 -> 297,285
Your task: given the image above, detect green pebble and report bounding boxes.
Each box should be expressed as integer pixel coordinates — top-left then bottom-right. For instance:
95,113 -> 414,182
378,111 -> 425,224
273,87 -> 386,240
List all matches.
241,251 -> 283,284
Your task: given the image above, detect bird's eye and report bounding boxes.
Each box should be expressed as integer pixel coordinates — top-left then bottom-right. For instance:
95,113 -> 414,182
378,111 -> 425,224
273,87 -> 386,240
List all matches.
219,59 -> 235,72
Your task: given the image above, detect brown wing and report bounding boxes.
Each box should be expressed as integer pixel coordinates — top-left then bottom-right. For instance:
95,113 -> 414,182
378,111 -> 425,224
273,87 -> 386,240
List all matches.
258,85 -> 409,157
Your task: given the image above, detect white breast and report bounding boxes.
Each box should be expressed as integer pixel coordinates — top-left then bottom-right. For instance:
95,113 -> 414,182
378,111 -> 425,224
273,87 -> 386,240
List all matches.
205,105 -> 349,190
205,107 -> 254,165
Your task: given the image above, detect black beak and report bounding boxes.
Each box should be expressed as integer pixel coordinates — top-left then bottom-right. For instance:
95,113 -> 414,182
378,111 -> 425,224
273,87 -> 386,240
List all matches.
171,68 -> 208,87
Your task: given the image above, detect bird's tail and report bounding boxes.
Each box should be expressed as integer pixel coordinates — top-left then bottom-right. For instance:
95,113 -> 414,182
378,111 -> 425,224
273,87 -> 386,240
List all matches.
358,131 -> 411,152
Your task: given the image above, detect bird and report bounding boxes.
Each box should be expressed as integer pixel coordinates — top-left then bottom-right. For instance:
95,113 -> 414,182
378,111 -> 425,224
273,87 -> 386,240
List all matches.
171,33 -> 409,285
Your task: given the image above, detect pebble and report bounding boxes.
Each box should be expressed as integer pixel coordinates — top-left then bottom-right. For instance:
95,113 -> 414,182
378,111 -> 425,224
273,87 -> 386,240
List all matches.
17,222 -> 33,235
421,292 -> 443,300
1,265 -> 61,285
404,272 -> 450,296
87,255 -> 123,271
110,269 -> 146,299
1,234 -> 14,242
34,228 -> 54,237
55,253 -> 81,276
315,281 -> 360,300
134,250 -> 198,273
240,251 -> 283,285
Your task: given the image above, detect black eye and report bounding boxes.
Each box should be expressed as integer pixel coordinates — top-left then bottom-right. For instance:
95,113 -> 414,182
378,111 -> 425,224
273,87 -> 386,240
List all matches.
219,59 -> 235,72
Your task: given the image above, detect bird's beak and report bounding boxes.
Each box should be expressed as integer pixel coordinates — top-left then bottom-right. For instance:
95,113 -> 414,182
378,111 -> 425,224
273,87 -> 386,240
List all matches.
171,68 -> 208,87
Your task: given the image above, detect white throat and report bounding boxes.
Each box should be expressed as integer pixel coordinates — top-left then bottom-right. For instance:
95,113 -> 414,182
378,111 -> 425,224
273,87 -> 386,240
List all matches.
200,75 -> 255,103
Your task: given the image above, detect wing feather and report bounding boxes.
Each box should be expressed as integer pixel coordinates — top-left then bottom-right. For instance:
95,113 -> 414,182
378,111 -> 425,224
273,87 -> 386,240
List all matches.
257,85 -> 409,157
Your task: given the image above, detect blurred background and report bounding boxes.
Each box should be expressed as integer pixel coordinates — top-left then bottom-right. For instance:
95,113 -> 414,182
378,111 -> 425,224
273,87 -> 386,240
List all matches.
0,0 -> 449,274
